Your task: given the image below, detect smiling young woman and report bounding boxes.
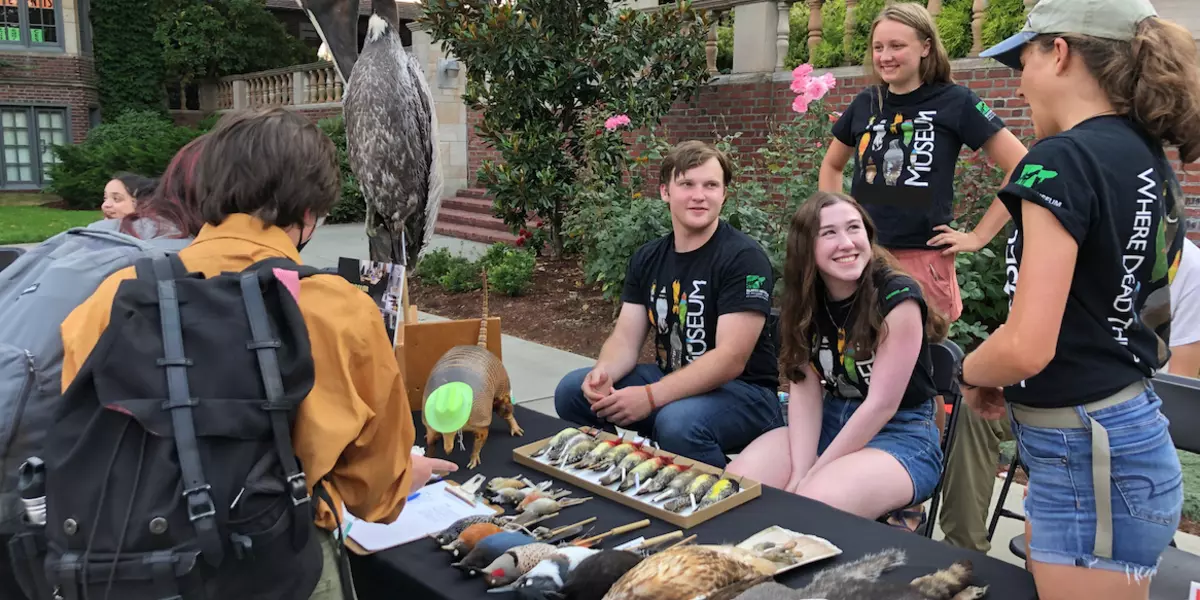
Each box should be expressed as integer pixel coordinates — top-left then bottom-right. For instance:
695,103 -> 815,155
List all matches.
727,191 -> 949,528
818,3 -> 1028,324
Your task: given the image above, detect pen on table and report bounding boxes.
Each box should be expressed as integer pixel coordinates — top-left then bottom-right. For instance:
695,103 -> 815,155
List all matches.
407,491 -> 421,502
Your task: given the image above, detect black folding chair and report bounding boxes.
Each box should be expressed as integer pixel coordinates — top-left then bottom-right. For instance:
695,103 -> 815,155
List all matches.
0,246 -> 25,273
1005,373 -> 1200,599
919,339 -> 965,538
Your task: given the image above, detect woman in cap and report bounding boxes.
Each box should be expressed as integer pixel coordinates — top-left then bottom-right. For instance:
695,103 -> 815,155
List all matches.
960,0 -> 1194,597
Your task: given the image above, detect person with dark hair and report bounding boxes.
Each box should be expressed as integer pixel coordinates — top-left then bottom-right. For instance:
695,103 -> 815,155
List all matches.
553,140 -> 783,468
727,191 -> 948,530
100,172 -> 157,220
58,107 -> 449,598
957,1 -> 1192,597
85,136 -> 209,242
818,3 -> 1027,325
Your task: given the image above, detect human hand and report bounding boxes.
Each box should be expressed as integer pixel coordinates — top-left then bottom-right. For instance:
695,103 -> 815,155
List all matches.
964,386 -> 1006,420
927,225 -> 985,256
582,367 -> 613,404
592,386 -> 653,427
409,454 -> 458,496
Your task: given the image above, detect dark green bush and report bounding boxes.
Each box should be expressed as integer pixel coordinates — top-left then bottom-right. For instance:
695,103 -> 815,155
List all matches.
482,244 -> 536,297
416,247 -> 457,280
439,258 -> 483,293
982,0 -> 1026,50
46,110 -> 206,210
317,115 -> 366,224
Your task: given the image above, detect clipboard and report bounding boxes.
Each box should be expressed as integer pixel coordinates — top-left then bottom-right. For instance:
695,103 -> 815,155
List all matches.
343,479 -> 505,556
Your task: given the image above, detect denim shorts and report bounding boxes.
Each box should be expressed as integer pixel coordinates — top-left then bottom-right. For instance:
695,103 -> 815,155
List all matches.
817,394 -> 943,505
1010,381 -> 1183,575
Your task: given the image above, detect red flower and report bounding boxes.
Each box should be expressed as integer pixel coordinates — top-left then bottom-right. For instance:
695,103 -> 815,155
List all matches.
519,228 -> 530,237
515,238 -> 526,247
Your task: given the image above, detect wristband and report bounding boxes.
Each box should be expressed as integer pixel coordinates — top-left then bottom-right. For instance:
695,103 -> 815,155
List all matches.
956,362 -> 978,390
644,384 -> 656,412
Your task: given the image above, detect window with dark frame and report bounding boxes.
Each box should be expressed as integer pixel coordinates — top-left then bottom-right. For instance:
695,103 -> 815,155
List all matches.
0,0 -> 61,48
0,106 -> 68,187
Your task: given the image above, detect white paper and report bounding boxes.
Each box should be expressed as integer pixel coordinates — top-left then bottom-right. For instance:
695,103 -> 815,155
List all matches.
343,480 -> 495,552
1189,580 -> 1199,600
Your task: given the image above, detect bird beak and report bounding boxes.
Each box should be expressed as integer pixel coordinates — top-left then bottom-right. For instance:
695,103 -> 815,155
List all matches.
296,0 -> 359,84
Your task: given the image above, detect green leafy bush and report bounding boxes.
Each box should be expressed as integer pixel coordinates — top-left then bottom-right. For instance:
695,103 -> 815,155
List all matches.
416,247 -> 457,280
422,0 -> 711,258
317,115 -> 365,224
438,258 -> 483,293
46,111 -> 207,210
936,0 -> 974,59
483,244 -> 537,297
156,0 -> 312,84
982,0 -> 1026,50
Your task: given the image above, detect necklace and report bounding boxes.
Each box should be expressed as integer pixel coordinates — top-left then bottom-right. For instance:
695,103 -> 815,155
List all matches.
824,295 -> 854,354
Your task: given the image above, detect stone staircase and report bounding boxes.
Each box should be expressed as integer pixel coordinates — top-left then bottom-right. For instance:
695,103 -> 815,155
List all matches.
434,188 -> 518,245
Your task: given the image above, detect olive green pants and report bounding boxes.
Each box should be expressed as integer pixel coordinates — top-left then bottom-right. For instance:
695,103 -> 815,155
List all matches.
308,530 -> 358,600
937,406 -> 1013,553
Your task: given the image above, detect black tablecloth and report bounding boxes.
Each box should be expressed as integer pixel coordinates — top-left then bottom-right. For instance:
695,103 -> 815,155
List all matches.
348,406 -> 1037,599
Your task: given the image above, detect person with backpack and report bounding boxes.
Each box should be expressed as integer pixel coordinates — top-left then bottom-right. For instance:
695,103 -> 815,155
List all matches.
0,135 -> 210,598
962,0 -> 1192,597
26,107 -> 422,600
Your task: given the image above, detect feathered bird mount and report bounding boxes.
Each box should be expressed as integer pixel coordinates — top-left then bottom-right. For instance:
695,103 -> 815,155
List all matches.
296,0 -> 445,271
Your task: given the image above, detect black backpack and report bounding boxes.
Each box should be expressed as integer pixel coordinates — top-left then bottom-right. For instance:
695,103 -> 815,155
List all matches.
7,254 -> 352,600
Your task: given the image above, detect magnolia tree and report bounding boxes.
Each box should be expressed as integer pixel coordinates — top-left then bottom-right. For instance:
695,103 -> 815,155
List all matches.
422,0 -> 711,257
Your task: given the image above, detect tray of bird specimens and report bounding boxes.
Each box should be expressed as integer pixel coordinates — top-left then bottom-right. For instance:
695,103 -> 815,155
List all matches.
735,525 -> 843,575
512,426 -> 761,529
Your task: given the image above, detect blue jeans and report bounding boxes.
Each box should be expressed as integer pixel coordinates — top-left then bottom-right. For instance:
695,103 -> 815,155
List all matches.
553,364 -> 784,468
818,394 -> 944,505
1011,383 -> 1182,574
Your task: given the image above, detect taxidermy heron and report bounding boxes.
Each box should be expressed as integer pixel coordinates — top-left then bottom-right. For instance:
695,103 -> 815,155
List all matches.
295,0 -> 445,269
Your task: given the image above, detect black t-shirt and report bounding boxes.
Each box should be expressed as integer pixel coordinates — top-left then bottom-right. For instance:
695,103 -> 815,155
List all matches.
832,83 -> 1006,249
810,269 -> 936,409
998,116 -> 1186,408
622,221 -> 779,389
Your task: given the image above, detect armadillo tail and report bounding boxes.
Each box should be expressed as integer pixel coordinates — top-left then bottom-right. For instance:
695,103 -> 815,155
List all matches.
477,268 -> 489,347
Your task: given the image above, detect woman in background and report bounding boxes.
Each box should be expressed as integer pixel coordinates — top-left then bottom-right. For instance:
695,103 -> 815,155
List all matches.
100,172 -> 158,221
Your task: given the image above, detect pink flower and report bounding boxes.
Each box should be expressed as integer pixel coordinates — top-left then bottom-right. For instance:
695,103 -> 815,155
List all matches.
805,73 -> 836,101
792,94 -> 813,114
604,114 -> 631,131
790,64 -> 814,93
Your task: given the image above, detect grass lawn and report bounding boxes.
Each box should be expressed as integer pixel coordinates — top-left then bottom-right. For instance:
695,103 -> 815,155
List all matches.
0,205 -> 103,245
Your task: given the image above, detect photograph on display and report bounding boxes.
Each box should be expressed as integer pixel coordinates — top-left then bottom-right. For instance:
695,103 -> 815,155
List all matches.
337,257 -> 406,346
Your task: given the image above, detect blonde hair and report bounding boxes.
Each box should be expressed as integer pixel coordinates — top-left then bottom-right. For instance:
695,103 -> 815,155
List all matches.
864,3 -> 954,89
1033,17 -> 1200,162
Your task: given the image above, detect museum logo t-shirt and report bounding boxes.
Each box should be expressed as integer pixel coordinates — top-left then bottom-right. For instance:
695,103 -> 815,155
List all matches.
832,83 -> 1006,249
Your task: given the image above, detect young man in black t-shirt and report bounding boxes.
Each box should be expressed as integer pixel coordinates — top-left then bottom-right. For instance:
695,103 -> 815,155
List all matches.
553,141 -> 783,468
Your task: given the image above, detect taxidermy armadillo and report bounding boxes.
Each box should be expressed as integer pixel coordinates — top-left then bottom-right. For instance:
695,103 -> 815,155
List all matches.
423,271 -> 524,468
732,549 -> 989,600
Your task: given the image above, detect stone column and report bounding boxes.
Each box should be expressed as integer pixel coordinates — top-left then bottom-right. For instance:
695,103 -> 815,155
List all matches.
409,23 -> 468,198
733,1 -> 781,73
807,0 -> 825,60
972,0 -> 988,56
776,1 -> 791,71
843,0 -> 858,66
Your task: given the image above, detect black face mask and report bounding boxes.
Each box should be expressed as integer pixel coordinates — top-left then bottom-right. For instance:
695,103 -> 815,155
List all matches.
295,218 -> 323,253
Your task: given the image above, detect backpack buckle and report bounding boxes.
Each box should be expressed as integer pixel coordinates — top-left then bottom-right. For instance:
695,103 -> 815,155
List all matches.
286,473 -> 311,507
183,484 -> 216,521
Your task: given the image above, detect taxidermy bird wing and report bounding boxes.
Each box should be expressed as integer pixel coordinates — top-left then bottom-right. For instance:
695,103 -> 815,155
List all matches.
293,0 -> 359,85
344,13 -> 443,267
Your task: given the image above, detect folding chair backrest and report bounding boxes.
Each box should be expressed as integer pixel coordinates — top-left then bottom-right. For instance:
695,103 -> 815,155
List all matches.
1151,372 -> 1200,454
930,339 -> 964,400
0,246 -> 25,273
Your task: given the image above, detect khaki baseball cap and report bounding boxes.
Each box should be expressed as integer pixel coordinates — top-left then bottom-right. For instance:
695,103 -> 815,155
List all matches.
981,0 -> 1158,70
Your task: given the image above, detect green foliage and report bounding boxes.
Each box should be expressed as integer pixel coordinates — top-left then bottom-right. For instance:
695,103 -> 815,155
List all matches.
784,3 -> 811,70
982,0 -> 1026,50
482,244 -> 537,296
947,151 -> 1014,349
156,0 -> 312,84
415,247 -> 457,280
1181,450 -> 1200,523
936,0 -> 974,59
316,115 -> 366,224
438,258 -> 484,293
422,0 -> 711,258
46,111 -> 207,210
811,0 -> 846,68
91,0 -> 166,119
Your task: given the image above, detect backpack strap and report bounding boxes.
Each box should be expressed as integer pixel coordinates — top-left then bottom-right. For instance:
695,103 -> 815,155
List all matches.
238,268 -> 312,553
147,254 -> 226,569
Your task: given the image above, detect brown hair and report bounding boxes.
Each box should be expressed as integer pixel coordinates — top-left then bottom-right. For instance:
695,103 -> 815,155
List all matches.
193,107 -> 340,229
110,172 -> 157,200
864,3 -> 954,90
779,191 -> 948,382
120,136 -> 208,239
1032,17 -> 1200,162
659,140 -> 734,188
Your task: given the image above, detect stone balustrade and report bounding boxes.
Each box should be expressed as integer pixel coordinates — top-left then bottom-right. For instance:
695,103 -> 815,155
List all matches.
207,62 -> 344,111
638,0 -> 1041,76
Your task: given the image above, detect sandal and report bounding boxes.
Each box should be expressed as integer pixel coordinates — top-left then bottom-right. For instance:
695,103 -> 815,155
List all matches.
884,507 -> 927,533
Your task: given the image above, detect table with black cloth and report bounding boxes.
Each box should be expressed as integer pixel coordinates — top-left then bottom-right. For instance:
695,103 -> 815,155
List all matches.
348,405 -> 1038,599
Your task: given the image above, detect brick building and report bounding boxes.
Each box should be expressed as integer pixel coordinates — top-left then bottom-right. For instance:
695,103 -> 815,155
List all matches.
0,0 -> 96,192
